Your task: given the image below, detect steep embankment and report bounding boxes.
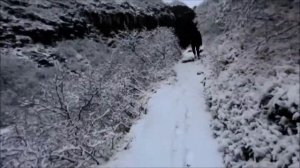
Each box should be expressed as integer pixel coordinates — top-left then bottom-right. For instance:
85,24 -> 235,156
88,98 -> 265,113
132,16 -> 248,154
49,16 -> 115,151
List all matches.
0,1 -> 192,167
196,0 -> 300,167
0,27 -> 182,167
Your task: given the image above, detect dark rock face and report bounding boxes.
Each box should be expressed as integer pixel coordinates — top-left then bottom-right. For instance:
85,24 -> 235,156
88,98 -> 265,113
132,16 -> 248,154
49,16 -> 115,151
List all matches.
0,0 -> 198,48
84,10 -> 174,36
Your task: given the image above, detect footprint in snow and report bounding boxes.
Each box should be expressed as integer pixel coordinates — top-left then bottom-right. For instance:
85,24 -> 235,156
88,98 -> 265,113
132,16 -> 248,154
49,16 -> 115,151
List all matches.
184,150 -> 194,168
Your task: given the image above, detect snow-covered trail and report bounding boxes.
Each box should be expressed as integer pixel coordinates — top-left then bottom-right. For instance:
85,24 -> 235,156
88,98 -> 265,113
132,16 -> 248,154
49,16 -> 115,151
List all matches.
103,54 -> 223,167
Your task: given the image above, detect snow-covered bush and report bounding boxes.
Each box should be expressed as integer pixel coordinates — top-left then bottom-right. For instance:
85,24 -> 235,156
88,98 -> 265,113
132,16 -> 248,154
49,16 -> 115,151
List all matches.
196,0 -> 300,167
0,50 -> 56,127
0,27 -> 181,168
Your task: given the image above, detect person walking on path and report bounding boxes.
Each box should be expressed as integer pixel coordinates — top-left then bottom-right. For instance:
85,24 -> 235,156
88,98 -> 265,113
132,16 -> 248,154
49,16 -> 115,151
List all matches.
190,25 -> 202,59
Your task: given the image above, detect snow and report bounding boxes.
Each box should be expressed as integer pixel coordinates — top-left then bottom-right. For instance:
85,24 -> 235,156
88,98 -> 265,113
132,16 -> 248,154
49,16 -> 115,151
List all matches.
102,51 -> 223,167
195,1 -> 300,166
0,126 -> 13,135
181,48 -> 195,63
163,0 -> 204,8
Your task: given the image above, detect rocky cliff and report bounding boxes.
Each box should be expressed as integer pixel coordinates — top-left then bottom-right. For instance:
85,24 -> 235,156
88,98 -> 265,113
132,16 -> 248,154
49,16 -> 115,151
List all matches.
1,0 -> 198,48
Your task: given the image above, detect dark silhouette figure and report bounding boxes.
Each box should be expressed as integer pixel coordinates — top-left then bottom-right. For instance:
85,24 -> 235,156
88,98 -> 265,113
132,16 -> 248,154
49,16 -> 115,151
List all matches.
169,5 -> 203,59
190,26 -> 202,59
170,5 -> 196,48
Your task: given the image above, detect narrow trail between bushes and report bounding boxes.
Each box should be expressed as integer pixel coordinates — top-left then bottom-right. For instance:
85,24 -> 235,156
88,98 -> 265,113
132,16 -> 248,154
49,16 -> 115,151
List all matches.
103,51 -> 223,168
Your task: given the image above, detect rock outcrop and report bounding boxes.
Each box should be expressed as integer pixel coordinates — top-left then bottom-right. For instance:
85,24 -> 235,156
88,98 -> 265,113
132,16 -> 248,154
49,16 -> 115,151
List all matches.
0,0 -> 198,48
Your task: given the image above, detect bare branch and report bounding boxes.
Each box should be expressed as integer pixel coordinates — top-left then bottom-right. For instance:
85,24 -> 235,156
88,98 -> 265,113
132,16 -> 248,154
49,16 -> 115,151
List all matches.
78,90 -> 99,121
92,109 -> 111,125
49,155 -> 77,164
79,147 -> 100,165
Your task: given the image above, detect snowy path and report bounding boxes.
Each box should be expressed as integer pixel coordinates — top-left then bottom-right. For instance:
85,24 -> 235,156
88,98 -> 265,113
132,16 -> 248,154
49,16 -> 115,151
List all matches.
103,54 -> 223,167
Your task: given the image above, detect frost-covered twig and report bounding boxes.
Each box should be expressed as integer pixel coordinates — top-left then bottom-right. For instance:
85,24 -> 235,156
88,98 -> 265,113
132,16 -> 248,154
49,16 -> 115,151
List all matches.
92,109 -> 111,125
266,24 -> 298,41
49,155 -> 77,164
78,90 -> 99,121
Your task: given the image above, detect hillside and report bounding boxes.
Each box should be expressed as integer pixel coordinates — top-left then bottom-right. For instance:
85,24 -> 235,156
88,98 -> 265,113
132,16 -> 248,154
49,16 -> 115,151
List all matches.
0,0 -> 175,47
1,0 -> 299,167
0,0 -> 186,167
195,0 -> 300,167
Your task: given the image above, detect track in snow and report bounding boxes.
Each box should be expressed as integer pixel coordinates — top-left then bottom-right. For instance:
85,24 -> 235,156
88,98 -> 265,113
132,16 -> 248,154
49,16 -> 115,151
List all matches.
103,53 -> 223,168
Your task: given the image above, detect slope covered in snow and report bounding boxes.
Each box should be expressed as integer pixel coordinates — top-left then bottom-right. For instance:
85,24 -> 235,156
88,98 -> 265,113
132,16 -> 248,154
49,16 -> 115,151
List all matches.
195,0 -> 300,167
1,1 -> 202,167
0,27 -> 182,167
103,51 -> 223,167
